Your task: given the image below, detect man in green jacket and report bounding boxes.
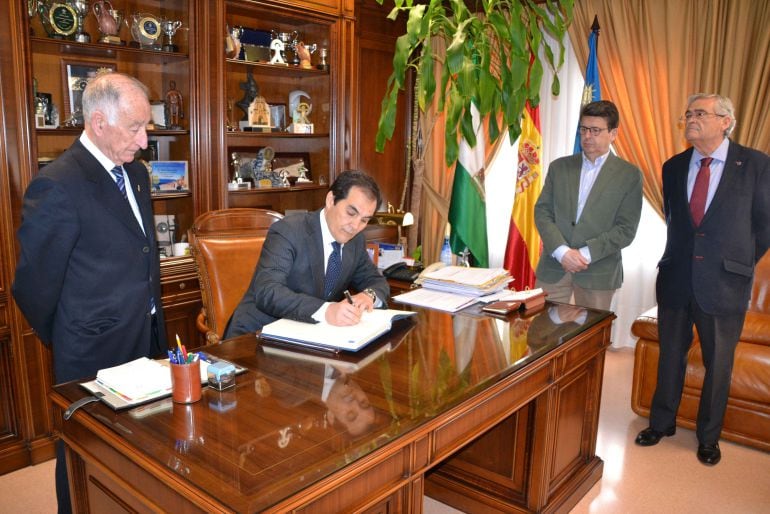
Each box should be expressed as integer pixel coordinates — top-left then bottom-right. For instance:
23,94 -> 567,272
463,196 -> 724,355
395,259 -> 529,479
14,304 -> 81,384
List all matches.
534,100 -> 643,310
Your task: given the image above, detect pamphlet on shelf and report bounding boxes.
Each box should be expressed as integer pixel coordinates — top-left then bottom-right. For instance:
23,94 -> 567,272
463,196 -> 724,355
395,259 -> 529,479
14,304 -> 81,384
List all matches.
259,309 -> 416,352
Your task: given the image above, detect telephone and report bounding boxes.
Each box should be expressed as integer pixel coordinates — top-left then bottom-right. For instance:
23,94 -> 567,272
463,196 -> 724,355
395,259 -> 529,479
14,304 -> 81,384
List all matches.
383,262 -> 424,283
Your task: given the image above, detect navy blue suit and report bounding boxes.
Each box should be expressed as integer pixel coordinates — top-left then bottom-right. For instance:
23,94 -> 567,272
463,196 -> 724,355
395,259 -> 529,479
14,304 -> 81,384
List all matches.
651,140 -> 770,444
225,209 -> 389,338
13,140 -> 167,384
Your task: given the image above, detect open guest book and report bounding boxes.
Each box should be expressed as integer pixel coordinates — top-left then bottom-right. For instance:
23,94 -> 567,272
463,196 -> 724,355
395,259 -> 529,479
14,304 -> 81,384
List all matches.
259,308 -> 417,352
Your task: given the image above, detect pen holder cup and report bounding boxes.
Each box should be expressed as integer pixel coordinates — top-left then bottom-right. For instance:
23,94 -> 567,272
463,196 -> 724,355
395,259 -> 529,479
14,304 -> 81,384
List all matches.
170,360 -> 202,403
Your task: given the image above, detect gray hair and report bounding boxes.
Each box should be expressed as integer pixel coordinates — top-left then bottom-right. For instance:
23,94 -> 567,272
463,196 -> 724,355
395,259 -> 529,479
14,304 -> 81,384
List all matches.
82,72 -> 149,126
687,93 -> 736,137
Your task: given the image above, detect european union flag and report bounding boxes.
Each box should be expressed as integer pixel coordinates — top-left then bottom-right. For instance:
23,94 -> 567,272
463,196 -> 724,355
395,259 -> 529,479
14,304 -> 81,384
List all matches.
573,17 -> 601,154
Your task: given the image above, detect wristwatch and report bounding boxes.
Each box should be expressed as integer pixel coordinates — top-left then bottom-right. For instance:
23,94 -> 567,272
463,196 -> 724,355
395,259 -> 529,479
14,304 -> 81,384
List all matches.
363,288 -> 378,303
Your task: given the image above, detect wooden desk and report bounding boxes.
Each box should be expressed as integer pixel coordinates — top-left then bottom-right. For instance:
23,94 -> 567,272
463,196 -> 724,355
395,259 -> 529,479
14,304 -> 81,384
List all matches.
51,303 -> 613,513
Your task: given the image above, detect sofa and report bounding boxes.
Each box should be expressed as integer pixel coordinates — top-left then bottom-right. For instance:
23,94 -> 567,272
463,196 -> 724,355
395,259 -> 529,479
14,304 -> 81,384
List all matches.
631,254 -> 770,451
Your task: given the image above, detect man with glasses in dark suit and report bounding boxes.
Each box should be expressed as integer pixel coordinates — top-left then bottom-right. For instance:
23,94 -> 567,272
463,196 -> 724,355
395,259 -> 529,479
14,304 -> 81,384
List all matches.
636,93 -> 770,466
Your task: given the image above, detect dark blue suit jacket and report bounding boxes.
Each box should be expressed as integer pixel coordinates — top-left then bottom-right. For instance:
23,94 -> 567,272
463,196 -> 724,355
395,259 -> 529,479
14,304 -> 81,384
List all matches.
225,209 -> 389,338
656,140 -> 770,315
13,140 -> 167,383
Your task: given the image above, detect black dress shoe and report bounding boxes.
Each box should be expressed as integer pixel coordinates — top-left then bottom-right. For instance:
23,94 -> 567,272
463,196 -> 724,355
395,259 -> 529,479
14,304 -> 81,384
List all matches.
697,443 -> 721,465
635,426 -> 676,446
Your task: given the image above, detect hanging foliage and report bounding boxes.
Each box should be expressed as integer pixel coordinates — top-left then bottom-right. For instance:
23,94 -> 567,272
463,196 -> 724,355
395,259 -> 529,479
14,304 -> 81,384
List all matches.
375,0 -> 574,166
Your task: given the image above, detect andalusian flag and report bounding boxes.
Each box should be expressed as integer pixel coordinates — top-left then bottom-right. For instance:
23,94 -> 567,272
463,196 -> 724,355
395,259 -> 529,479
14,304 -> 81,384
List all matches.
448,105 -> 488,268
503,102 -> 542,289
573,16 -> 601,154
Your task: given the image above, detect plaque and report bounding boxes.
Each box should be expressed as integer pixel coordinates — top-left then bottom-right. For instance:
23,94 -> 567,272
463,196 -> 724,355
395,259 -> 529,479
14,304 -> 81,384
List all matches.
130,12 -> 162,49
38,1 -> 78,39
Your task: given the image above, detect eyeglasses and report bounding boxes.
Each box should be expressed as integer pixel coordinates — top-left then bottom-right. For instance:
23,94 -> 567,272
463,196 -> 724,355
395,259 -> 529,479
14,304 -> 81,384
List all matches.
679,111 -> 727,122
578,126 -> 610,136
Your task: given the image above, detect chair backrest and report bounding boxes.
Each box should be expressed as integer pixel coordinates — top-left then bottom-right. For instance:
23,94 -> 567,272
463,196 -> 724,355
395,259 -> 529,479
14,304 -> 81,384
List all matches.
189,208 -> 283,340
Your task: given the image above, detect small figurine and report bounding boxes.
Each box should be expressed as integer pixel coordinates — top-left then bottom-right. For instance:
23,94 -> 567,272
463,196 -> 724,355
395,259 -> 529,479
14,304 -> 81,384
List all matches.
269,38 -> 287,65
236,70 -> 259,121
165,80 -> 184,129
247,95 -> 270,128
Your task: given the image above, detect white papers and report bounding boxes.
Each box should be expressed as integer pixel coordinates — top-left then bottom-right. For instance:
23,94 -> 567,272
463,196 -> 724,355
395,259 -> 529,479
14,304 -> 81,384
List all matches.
392,288 -> 482,313
478,288 -> 545,303
96,357 -> 173,402
420,266 -> 512,296
260,309 -> 416,352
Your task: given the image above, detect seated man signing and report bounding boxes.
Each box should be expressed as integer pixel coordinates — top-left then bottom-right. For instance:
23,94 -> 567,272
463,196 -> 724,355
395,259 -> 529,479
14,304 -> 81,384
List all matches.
225,170 -> 390,338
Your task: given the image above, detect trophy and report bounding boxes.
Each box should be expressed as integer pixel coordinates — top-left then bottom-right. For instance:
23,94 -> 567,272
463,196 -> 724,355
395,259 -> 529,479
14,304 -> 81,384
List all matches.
71,0 -> 90,43
225,25 -> 242,59
318,47 -> 329,71
92,0 -> 122,45
129,12 -> 162,49
161,19 -> 182,52
38,0 -> 78,39
295,42 -> 317,69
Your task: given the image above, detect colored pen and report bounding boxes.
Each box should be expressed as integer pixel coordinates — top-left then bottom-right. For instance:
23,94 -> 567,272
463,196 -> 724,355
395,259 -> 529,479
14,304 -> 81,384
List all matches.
344,290 -> 354,304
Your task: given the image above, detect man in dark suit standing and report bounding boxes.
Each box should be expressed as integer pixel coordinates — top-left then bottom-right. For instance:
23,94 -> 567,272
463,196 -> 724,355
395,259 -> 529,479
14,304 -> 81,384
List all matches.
225,170 -> 389,338
13,72 -> 167,512
534,100 -> 643,310
635,93 -> 770,466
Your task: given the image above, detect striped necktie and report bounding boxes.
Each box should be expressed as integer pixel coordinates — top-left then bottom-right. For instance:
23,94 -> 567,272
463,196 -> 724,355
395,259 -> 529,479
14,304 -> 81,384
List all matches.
324,241 -> 342,298
111,166 -> 128,200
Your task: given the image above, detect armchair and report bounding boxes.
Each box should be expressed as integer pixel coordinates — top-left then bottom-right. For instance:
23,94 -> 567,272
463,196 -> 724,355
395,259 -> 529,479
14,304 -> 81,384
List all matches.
189,208 -> 282,344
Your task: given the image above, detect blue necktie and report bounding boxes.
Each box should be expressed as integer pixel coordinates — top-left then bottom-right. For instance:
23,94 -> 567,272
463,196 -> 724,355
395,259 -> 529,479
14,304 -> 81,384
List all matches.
324,241 -> 342,298
111,166 -> 128,200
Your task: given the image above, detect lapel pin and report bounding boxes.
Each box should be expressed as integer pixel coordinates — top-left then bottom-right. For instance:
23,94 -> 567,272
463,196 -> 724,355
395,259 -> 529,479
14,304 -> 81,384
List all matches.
137,185 -> 141,192
736,161 -> 742,166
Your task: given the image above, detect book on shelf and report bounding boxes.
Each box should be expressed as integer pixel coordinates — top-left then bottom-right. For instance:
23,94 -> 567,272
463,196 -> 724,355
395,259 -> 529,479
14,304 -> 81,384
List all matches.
259,309 -> 416,352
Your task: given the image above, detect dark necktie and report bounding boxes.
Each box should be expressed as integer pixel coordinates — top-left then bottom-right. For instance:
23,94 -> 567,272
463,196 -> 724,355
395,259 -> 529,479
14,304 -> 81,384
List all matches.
324,241 -> 342,298
111,166 -> 128,200
690,157 -> 712,226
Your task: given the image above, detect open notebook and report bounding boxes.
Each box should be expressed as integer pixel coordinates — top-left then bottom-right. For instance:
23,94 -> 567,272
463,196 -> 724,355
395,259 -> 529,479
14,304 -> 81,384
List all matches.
259,308 -> 416,352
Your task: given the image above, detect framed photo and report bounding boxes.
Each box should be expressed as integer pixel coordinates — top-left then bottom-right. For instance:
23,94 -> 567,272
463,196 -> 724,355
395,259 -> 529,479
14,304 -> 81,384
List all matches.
149,161 -> 189,193
61,60 -> 116,123
272,152 -> 311,180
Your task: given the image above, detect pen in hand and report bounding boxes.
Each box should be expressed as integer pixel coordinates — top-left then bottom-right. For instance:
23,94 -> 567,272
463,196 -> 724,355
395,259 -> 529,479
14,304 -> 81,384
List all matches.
344,290 -> 354,304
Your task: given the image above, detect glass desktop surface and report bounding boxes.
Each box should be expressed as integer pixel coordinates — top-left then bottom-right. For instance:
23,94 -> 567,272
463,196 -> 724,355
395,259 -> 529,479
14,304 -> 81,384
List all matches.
56,303 -> 610,512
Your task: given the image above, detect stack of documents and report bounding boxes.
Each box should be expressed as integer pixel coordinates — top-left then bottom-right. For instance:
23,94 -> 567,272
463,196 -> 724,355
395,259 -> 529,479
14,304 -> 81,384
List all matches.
393,266 -> 512,312
419,266 -> 512,295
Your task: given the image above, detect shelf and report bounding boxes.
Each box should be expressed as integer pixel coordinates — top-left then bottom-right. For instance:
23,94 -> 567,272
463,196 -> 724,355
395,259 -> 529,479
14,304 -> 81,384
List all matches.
37,127 -> 189,136
152,192 -> 192,200
228,184 -> 326,195
227,132 -> 329,145
226,58 -> 328,77
30,37 -> 188,63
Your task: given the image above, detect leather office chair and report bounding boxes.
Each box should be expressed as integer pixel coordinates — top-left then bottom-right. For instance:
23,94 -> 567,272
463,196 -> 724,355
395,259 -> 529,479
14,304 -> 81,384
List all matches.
189,208 -> 283,344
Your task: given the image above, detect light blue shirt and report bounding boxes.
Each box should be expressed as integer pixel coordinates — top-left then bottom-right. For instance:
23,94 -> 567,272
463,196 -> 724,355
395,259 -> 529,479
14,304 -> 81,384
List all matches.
688,137 -> 729,211
552,150 -> 611,264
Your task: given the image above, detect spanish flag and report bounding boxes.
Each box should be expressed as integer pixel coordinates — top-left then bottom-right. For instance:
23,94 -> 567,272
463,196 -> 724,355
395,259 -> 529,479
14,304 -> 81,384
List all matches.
502,102 -> 542,290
